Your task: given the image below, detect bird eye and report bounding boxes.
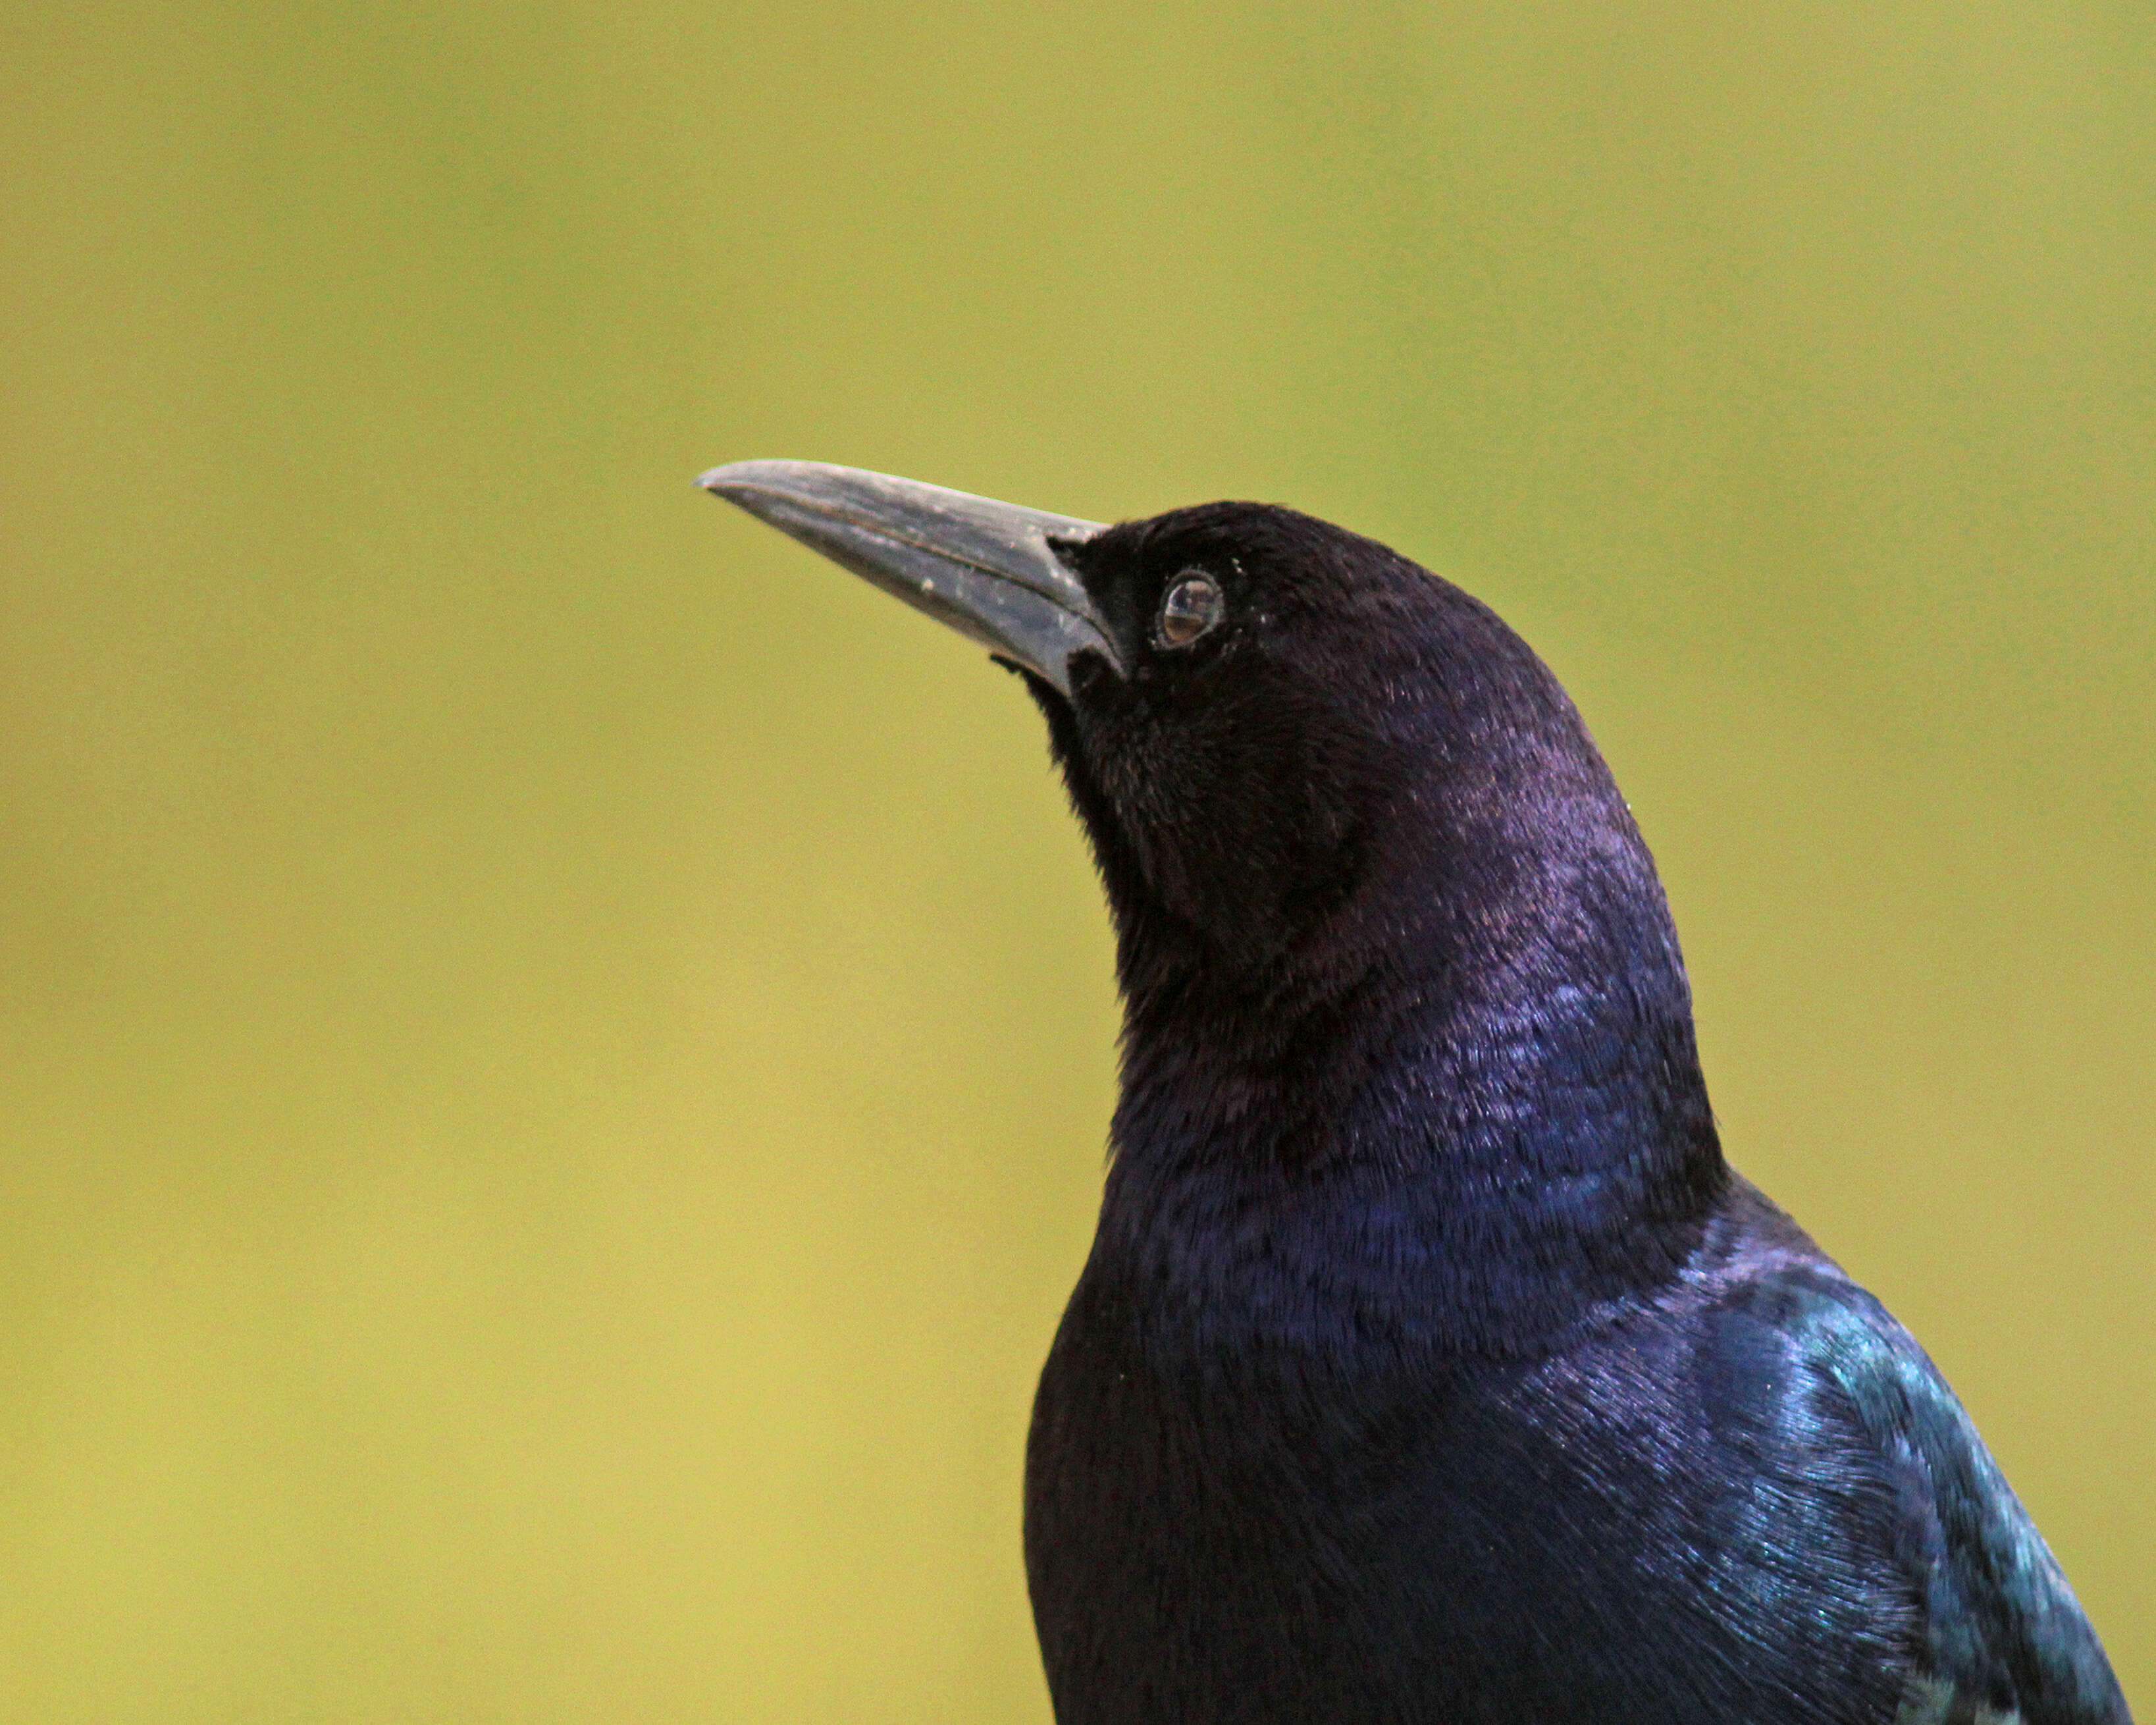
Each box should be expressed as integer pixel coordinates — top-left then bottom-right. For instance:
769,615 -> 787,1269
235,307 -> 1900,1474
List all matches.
1155,573 -> 1224,649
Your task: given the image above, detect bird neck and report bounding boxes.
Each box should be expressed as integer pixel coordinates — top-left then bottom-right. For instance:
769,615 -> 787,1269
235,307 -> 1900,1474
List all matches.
1092,837 -> 1729,1360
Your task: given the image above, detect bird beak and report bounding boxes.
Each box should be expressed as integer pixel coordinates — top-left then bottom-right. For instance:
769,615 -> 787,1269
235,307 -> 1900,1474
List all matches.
697,460 -> 1118,695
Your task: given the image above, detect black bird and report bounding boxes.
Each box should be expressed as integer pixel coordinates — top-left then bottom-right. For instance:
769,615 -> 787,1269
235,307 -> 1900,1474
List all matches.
699,460 -> 2129,1725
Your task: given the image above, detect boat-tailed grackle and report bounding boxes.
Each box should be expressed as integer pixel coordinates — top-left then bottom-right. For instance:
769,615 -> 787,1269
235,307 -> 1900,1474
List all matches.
700,460 -> 2130,1725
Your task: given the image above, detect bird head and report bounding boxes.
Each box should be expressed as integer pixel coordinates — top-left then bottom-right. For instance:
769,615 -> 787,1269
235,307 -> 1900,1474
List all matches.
699,462 -> 1664,1019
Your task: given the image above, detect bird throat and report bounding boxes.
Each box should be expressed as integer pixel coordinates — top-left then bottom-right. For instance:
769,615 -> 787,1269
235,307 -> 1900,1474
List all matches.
1090,871 -> 1729,1362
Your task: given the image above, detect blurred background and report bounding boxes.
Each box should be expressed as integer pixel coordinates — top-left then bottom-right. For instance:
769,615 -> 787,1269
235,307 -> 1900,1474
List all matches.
3,0 -> 2149,1718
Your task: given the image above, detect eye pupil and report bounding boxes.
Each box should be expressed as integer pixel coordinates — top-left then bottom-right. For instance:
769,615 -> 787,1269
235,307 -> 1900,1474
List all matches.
1157,574 -> 1224,648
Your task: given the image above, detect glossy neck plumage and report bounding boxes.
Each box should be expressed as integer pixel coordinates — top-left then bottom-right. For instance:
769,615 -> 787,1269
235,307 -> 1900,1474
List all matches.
1061,704 -> 1728,1360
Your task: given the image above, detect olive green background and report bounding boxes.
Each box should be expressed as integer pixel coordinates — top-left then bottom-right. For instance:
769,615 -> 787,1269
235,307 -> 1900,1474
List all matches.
3,1 -> 2148,1718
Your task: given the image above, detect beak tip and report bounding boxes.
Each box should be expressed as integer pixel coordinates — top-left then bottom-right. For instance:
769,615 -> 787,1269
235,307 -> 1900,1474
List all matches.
695,462 -> 750,496
697,458 -> 814,501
